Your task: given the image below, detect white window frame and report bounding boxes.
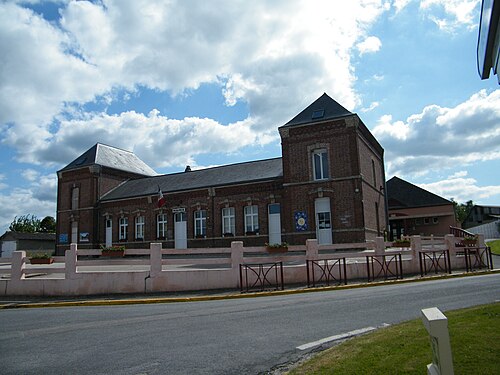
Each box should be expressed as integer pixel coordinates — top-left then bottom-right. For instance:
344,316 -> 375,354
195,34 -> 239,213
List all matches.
157,213 -> 167,239
119,217 -> 128,240
71,187 -> 79,210
222,207 -> 235,236
135,216 -> 145,240
244,205 -> 259,233
313,149 -> 329,180
194,210 -> 207,237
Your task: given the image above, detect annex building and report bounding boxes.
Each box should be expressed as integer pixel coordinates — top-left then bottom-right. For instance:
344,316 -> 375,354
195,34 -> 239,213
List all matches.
56,93 -> 387,254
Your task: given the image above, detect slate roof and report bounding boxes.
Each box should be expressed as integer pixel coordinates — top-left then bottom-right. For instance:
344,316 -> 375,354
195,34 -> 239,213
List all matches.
59,143 -> 157,176
0,231 -> 56,241
101,157 -> 283,201
387,176 -> 452,209
281,93 -> 353,128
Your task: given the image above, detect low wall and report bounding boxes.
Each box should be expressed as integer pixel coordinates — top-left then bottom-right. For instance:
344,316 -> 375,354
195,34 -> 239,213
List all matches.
0,235 -> 491,296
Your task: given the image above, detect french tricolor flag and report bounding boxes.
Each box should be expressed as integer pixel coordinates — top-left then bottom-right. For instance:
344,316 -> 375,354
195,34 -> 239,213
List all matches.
157,186 -> 166,208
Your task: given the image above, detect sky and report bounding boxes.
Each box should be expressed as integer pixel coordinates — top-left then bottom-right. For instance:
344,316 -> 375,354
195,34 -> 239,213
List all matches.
0,0 -> 499,234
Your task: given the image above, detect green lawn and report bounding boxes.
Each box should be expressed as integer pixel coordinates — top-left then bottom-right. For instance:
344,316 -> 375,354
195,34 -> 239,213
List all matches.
487,239 -> 500,255
289,303 -> 500,375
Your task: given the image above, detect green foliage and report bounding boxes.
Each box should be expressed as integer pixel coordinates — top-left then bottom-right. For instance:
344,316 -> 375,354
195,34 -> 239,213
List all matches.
265,242 -> 288,249
289,303 -> 500,375
100,245 -> 125,252
40,216 -> 56,233
9,214 -> 41,233
28,252 -> 53,259
451,199 -> 474,224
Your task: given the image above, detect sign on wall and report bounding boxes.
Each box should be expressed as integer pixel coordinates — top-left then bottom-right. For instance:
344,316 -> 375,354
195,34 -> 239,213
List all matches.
79,232 -> 90,242
59,233 -> 68,244
294,211 -> 308,231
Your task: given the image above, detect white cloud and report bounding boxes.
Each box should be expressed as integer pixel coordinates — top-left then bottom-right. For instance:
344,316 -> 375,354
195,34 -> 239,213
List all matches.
418,172 -> 500,203
0,0 -> 391,165
357,36 -> 382,55
374,89 -> 500,177
392,0 -> 412,13
0,172 -> 57,235
361,101 -> 380,112
419,0 -> 479,32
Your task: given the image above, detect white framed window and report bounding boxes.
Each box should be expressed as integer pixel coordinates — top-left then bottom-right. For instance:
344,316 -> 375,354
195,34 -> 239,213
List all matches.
119,217 -> 128,240
71,187 -> 79,210
194,210 -> 207,237
222,207 -> 235,236
313,149 -> 329,180
157,213 -> 167,239
135,216 -> 144,240
244,205 -> 259,233
424,217 -> 430,225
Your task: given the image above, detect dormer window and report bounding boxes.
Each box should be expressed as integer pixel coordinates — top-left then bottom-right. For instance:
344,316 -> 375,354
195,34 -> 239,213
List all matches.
312,109 -> 325,119
313,149 -> 329,180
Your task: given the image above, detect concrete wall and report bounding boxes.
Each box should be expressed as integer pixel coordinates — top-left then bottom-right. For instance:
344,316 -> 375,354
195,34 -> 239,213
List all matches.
0,235 -> 490,297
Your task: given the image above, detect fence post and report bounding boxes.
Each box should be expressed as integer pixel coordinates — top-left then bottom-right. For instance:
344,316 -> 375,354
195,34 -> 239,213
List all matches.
477,234 -> 485,247
374,237 -> 385,256
65,243 -> 78,279
231,241 -> 244,287
421,307 -> 454,375
11,251 -> 26,281
150,243 -> 162,277
306,239 -> 319,260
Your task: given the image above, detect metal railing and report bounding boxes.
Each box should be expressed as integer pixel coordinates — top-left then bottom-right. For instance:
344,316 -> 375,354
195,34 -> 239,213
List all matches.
366,254 -> 403,282
239,262 -> 284,293
306,258 -> 347,287
419,250 -> 451,276
463,246 -> 493,272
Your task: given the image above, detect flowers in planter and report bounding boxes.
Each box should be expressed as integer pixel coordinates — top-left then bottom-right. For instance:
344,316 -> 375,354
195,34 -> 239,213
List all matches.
265,242 -> 289,252
100,245 -> 125,257
29,252 -> 54,264
392,239 -> 411,247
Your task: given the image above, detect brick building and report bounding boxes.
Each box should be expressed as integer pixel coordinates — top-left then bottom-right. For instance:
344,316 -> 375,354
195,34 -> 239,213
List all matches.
386,176 -> 457,239
56,93 -> 387,254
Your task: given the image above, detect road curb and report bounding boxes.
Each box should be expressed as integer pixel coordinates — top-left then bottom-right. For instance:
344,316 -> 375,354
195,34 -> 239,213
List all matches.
1,269 -> 499,309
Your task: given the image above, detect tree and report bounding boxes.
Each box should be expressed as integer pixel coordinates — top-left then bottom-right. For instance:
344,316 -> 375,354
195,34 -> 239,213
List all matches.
9,214 -> 41,233
451,199 -> 474,224
40,216 -> 56,233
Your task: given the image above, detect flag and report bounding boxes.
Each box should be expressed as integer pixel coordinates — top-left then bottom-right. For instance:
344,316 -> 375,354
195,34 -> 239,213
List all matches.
157,186 -> 166,208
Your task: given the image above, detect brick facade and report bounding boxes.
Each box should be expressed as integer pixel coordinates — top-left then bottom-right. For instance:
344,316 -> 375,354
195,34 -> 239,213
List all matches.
56,94 -> 387,254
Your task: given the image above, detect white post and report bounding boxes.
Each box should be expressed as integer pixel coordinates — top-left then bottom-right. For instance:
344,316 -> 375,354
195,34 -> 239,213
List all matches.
11,251 -> 26,281
374,237 -> 385,256
65,243 -> 79,279
305,239 -> 319,260
231,241 -> 244,287
150,243 -> 162,277
421,307 -> 454,375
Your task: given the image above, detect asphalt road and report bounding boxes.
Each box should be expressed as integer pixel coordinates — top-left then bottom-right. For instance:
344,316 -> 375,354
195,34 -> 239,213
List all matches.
1,273 -> 499,375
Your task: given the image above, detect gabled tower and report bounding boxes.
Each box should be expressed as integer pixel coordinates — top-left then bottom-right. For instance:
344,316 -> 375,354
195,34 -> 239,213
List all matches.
55,143 -> 156,254
279,93 -> 386,243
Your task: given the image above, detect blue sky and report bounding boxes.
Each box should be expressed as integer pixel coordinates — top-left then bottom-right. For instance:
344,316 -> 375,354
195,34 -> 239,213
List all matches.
0,0 -> 499,234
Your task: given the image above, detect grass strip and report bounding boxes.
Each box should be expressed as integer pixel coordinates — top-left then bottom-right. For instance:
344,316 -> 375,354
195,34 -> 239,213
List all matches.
487,239 -> 500,255
289,302 -> 500,375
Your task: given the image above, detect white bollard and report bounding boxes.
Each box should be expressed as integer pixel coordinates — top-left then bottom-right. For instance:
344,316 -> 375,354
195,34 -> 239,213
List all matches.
421,307 -> 454,375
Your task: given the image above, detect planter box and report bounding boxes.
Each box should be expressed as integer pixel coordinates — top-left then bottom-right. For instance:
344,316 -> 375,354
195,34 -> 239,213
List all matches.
101,250 -> 125,257
266,247 -> 288,253
30,258 -> 54,265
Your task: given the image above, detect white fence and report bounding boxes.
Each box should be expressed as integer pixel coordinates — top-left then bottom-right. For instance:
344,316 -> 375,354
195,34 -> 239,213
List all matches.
0,234 -> 491,296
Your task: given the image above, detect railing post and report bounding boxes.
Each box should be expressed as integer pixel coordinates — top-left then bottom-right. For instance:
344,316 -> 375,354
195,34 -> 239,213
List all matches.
374,236 -> 385,256
306,239 -> 319,260
65,243 -> 78,279
477,234 -> 485,247
231,241 -> 244,287
150,243 -> 162,277
11,251 -> 26,281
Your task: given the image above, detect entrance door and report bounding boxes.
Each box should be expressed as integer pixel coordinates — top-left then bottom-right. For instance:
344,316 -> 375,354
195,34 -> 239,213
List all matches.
105,218 -> 112,247
268,203 -> 282,245
174,212 -> 187,249
315,198 -> 332,245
